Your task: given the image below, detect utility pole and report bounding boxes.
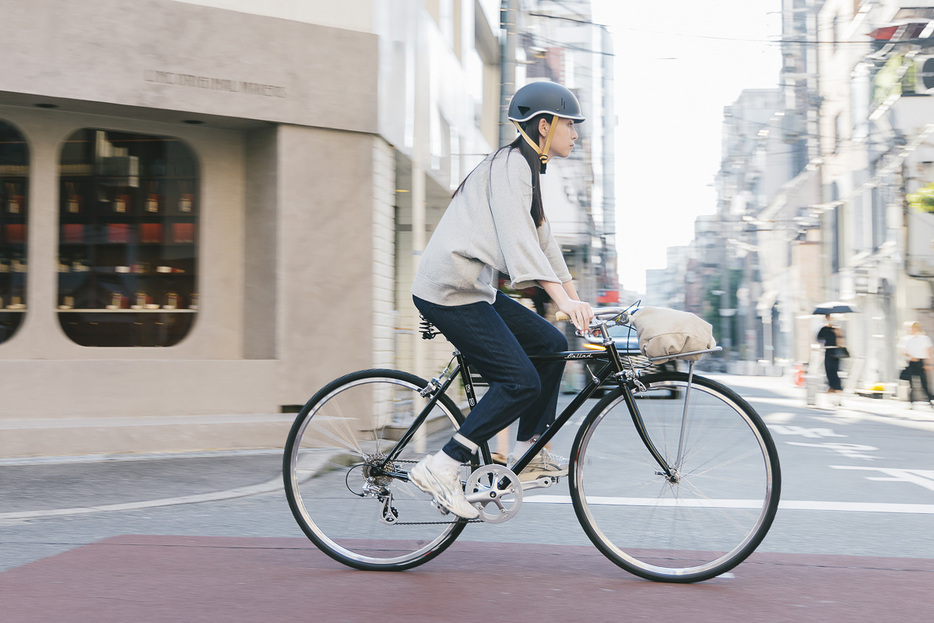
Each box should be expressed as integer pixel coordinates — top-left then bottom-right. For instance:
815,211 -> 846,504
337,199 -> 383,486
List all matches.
499,0 -> 518,146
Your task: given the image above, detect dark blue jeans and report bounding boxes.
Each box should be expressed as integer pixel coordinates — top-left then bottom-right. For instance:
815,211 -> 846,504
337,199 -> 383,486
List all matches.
413,292 -> 568,463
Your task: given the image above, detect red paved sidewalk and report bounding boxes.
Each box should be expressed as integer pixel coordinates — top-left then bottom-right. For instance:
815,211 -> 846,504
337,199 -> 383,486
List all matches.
2,536 -> 931,622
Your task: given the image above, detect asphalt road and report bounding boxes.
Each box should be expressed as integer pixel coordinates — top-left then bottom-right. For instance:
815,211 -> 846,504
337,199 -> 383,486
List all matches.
1,373 -> 933,621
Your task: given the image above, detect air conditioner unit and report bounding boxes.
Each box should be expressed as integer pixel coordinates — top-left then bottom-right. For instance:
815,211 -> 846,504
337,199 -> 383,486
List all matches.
909,56 -> 934,95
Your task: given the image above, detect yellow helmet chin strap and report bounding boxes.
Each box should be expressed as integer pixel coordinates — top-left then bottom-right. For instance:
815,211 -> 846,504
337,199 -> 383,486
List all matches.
512,115 -> 558,173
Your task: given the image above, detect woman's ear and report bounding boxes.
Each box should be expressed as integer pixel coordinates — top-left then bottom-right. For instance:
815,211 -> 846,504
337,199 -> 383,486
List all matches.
537,117 -> 550,140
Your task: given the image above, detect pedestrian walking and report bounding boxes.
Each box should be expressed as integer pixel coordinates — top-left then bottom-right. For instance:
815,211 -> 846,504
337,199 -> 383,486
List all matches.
897,321 -> 934,406
817,314 -> 846,398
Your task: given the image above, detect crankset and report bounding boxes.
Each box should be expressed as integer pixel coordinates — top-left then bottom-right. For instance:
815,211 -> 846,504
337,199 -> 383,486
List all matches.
464,464 -> 523,523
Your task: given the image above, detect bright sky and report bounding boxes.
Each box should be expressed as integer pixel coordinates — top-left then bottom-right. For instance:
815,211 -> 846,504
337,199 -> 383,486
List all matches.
592,1 -> 783,294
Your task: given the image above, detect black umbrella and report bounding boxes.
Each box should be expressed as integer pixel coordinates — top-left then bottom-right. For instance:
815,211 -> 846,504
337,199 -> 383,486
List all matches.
813,301 -> 859,315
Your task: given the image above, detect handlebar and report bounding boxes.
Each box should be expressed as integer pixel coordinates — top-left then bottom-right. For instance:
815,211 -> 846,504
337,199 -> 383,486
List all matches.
555,306 -> 633,328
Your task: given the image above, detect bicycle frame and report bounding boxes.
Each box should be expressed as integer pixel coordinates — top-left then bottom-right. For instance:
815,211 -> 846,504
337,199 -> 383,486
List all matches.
382,331 -> 682,483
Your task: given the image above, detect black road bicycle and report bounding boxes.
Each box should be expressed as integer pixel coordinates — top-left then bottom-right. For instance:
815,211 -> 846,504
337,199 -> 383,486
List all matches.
283,308 -> 781,583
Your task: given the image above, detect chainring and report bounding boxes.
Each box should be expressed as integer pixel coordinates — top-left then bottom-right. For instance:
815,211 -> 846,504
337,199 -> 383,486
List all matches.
464,464 -> 523,524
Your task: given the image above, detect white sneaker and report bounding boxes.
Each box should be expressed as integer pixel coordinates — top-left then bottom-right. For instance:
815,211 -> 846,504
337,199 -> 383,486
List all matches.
409,456 -> 479,519
507,447 -> 569,482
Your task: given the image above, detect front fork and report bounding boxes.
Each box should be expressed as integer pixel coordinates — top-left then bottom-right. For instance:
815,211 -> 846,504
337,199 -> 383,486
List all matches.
622,361 -> 697,483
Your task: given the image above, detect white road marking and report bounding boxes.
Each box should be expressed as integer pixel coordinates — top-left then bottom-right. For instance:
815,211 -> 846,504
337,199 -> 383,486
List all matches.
831,466 -> 934,492
785,441 -> 878,460
6,464 -> 934,523
769,424 -> 846,439
0,476 -> 284,524
762,411 -> 797,424
522,495 -> 934,514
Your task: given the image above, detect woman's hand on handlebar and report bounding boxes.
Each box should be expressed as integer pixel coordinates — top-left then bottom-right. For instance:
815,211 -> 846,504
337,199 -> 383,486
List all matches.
539,280 -> 593,333
557,299 -> 594,334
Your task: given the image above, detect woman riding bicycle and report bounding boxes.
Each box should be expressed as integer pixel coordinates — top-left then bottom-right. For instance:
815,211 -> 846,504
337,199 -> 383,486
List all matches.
409,81 -> 594,518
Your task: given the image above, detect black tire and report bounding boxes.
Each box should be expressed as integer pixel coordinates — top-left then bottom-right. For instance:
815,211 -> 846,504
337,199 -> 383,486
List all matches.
283,369 -> 474,571
569,371 -> 781,582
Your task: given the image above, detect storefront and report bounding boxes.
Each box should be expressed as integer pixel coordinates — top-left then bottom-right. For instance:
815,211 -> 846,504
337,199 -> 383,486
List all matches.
0,0 -> 394,456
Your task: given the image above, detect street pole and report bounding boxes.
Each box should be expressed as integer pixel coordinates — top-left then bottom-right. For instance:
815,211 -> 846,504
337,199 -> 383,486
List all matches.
499,0 -> 518,146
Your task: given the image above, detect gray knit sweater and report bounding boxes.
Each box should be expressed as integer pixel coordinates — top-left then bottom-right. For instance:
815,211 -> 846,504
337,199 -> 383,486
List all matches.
411,148 -> 572,306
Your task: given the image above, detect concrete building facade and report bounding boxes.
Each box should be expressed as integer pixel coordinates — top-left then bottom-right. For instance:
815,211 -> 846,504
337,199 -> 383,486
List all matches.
0,0 -> 502,456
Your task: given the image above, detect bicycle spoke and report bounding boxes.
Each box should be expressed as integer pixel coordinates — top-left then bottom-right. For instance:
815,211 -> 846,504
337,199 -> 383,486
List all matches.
305,413 -> 367,456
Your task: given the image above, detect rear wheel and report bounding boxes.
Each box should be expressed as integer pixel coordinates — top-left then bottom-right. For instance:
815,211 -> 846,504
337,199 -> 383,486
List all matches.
570,372 -> 781,582
283,369 -> 474,571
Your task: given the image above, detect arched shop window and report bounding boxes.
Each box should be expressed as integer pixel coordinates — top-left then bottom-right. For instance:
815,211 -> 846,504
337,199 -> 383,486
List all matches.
58,129 -> 199,347
0,120 -> 29,345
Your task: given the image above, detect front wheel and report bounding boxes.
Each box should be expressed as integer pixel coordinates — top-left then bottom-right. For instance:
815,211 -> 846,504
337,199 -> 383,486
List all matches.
283,369 -> 474,571
570,372 -> 781,582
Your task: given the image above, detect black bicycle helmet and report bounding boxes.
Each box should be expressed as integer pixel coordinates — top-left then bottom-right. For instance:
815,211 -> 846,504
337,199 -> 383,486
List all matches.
507,81 -> 585,123
507,81 -> 584,172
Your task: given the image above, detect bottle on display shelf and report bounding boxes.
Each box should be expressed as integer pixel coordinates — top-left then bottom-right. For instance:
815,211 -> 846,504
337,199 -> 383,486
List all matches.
66,182 -> 81,214
164,292 -> 180,310
178,181 -> 193,212
113,190 -> 130,214
107,292 -> 127,310
145,182 -> 160,213
5,182 -> 23,214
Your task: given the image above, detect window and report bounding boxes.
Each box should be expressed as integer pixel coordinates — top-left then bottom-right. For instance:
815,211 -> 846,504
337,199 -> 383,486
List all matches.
833,114 -> 842,153
0,120 -> 29,345
57,129 -> 199,346
829,182 -> 841,274
871,184 -> 888,251
832,15 -> 839,52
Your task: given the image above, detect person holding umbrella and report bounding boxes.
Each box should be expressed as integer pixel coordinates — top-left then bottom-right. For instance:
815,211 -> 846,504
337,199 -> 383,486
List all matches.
813,301 -> 859,316
817,314 -> 846,397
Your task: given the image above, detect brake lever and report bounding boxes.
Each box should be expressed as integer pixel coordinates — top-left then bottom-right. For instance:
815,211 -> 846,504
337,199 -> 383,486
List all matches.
555,312 -> 592,337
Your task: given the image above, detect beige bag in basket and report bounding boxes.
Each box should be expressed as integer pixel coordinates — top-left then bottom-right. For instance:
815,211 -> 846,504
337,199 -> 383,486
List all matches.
630,307 -> 717,362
